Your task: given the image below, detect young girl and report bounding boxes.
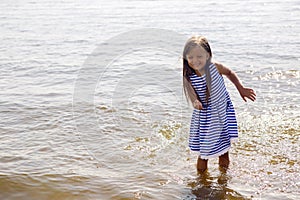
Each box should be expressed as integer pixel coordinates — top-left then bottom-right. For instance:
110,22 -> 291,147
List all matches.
183,36 -> 256,172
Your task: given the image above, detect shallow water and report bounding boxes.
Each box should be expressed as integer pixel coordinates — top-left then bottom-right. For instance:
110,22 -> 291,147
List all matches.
0,0 -> 299,199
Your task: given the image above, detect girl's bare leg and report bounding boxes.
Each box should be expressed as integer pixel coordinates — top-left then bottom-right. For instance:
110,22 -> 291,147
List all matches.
219,152 -> 230,169
197,156 -> 208,173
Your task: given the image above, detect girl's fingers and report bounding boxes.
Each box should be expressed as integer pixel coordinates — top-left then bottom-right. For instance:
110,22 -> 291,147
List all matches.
193,100 -> 203,110
244,88 -> 256,101
247,94 -> 256,101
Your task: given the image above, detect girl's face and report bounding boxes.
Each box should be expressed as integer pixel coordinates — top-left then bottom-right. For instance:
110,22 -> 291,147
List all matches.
186,45 -> 210,72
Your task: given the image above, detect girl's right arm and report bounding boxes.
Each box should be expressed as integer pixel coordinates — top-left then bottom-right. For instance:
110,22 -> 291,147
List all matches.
193,99 -> 203,110
184,77 -> 203,109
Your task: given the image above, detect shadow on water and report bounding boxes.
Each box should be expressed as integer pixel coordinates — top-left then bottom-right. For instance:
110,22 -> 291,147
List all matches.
184,169 -> 251,200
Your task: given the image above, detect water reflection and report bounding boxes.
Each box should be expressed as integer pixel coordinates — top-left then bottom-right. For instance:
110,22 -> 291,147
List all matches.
186,169 -> 250,200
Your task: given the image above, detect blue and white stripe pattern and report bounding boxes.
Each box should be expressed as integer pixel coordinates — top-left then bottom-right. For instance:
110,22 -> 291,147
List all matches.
189,63 -> 238,159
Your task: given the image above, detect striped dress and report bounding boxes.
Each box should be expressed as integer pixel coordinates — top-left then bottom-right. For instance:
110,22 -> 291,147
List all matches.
189,63 -> 238,159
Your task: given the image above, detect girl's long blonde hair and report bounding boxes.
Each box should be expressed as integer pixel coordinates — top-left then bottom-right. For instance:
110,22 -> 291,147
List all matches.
182,36 -> 212,104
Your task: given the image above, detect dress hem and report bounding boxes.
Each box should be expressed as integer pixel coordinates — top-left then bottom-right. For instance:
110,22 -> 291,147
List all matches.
199,146 -> 231,160
192,138 -> 238,159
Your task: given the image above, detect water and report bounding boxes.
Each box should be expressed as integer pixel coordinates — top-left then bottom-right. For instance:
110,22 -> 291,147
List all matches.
0,0 -> 299,199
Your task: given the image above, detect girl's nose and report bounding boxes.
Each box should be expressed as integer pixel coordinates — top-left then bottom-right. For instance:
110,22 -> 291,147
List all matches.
193,58 -> 198,64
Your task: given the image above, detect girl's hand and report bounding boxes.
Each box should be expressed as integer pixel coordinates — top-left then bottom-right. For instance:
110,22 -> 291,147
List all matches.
193,99 -> 203,110
239,87 -> 256,102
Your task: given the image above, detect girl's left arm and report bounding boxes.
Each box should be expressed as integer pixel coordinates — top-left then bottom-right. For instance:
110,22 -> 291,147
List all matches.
215,62 -> 256,102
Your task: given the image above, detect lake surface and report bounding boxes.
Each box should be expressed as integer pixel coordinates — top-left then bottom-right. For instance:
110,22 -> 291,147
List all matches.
0,0 -> 299,199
